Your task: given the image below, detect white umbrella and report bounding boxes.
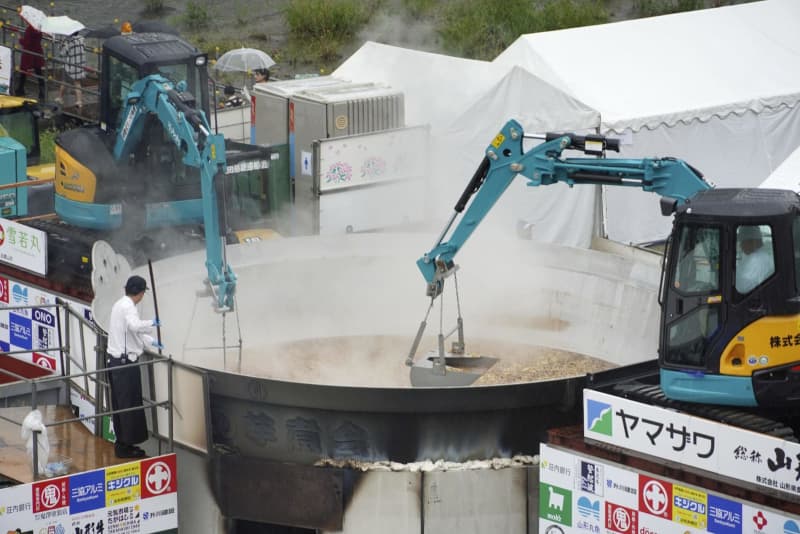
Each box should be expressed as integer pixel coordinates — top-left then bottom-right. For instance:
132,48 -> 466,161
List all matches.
40,15 -> 85,36
214,47 -> 275,73
19,5 -> 46,31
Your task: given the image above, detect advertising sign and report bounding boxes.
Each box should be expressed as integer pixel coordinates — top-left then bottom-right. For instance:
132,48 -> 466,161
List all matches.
0,217 -> 47,275
0,453 -> 178,533
584,388 -> 800,499
313,126 -> 429,235
538,443 -> 798,534
315,125 -> 429,193
0,276 -> 93,381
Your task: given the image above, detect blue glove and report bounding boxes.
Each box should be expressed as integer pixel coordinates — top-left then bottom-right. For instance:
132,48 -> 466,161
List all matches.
152,318 -> 162,328
151,340 -> 165,350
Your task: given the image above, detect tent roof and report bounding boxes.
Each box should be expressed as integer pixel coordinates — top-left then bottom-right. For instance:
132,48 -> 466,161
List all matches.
493,0 -> 800,132
334,41 -> 500,131
334,41 -> 602,135
447,65 -> 600,141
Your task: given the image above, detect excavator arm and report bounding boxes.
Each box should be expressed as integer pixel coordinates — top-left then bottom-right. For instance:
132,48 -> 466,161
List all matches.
408,119 -> 712,385
113,74 -> 235,311
418,119 -> 712,296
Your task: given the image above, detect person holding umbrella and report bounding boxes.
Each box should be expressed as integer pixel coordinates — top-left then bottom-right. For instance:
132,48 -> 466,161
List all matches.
254,67 -> 270,84
215,47 -> 275,90
56,28 -> 86,108
13,21 -> 45,100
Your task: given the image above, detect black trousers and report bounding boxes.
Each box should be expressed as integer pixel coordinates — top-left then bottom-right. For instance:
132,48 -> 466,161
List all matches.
13,68 -> 45,101
106,354 -> 148,445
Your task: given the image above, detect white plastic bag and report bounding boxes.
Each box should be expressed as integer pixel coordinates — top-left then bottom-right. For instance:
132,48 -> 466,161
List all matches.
20,409 -> 50,474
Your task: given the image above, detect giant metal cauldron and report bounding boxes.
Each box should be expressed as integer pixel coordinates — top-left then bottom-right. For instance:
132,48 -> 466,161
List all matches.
139,233 -> 661,527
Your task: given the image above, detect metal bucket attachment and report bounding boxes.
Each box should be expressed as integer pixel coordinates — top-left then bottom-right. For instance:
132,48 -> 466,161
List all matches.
409,349 -> 498,387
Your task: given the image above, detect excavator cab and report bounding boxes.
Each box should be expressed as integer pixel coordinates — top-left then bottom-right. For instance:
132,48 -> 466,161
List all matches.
0,97 -> 40,164
100,32 -> 210,133
54,32 -> 215,233
0,96 -> 55,181
659,188 -> 800,408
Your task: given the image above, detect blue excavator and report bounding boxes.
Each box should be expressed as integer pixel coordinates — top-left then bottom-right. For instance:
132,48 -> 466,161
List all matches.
409,119 -> 800,413
2,31 -> 265,305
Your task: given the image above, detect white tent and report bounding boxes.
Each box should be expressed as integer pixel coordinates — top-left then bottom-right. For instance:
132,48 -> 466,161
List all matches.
334,44 -> 604,247
760,143 -> 800,191
494,0 -> 800,245
334,41 -> 498,133
443,66 -> 601,248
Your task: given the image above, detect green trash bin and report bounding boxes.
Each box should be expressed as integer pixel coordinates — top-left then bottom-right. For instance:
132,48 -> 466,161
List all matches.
267,143 -> 291,214
225,142 -> 291,235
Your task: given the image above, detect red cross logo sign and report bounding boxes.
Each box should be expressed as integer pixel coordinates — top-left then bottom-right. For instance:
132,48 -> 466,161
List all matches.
145,460 -> 172,495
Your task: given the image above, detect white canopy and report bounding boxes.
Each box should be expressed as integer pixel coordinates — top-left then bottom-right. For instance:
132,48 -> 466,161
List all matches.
443,66 -> 601,248
760,143 -> 800,192
334,44 -> 603,247
493,0 -> 800,244
334,41 -> 499,133
334,1 -> 800,247
495,0 -> 800,133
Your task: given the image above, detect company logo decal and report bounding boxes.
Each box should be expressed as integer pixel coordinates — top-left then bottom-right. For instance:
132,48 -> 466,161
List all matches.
586,399 -> 612,436
540,482 -> 572,526
577,496 -> 600,520
639,476 -> 672,520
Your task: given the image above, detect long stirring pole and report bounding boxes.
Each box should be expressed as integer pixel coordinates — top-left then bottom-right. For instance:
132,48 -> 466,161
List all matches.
147,259 -> 163,355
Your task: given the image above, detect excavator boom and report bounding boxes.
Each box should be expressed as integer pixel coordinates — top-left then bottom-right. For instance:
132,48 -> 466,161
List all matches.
114,74 -> 235,311
408,119 -> 711,386
418,119 -> 711,296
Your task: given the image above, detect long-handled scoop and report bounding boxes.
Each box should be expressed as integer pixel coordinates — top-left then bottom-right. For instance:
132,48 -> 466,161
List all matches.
405,298 -> 498,387
409,350 -> 499,387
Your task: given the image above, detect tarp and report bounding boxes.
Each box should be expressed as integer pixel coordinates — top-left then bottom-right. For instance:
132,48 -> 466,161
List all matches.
493,0 -> 800,244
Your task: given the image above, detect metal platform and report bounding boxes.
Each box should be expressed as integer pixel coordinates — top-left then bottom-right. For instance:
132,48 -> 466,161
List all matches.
0,405 -> 123,484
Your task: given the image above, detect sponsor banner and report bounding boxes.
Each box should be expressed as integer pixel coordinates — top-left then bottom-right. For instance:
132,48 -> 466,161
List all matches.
540,482 -> 572,527
0,454 -> 178,533
9,312 -> 32,350
639,475 -> 671,521
10,281 -> 30,316
673,483 -> 708,529
0,217 -> 47,275
584,388 -> 800,499
606,501 -> 637,534
106,461 -> 142,506
539,443 -> 795,534
33,351 -> 57,371
603,462 -> 639,509
0,275 -> 8,302
0,276 -> 95,400
708,493 -> 742,533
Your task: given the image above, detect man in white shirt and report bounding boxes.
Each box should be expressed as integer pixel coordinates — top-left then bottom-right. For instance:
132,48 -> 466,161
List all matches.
106,275 -> 161,458
735,226 -> 775,294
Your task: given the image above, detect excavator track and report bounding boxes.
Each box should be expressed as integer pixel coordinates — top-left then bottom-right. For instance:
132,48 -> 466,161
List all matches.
588,361 -> 800,442
611,381 -> 799,442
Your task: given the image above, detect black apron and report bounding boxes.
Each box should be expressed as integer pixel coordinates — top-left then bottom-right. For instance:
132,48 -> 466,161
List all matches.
107,355 -> 148,445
